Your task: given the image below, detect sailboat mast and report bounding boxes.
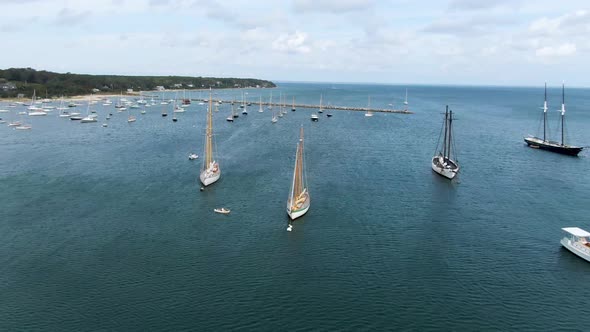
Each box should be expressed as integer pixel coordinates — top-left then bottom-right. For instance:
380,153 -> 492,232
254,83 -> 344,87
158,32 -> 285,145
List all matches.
447,110 -> 453,160
543,83 -> 547,141
561,83 -> 565,146
205,91 -> 213,166
442,105 -> 449,157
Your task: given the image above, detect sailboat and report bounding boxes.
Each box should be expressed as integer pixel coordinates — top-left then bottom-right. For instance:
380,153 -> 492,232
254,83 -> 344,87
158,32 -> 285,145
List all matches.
292,96 -> 296,111
318,94 -> 324,113
403,88 -> 409,111
127,105 -> 136,123
524,83 -> 583,156
432,105 -> 459,180
227,103 -> 235,122
278,92 -> 284,118
268,91 -> 273,110
365,95 -> 373,117
258,96 -> 264,113
271,105 -> 278,123
200,92 -> 221,186
81,101 -> 97,123
287,126 -> 310,221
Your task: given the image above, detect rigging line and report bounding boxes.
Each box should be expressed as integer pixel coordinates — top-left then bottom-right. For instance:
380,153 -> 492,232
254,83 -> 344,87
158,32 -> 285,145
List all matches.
433,114 -> 445,157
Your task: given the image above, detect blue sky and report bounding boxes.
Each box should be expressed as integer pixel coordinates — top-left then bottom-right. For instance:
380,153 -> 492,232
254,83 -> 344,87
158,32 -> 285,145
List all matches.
1,0 -> 589,86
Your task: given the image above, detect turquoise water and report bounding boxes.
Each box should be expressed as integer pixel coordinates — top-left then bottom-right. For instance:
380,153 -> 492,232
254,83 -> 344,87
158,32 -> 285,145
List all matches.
1,83 -> 589,330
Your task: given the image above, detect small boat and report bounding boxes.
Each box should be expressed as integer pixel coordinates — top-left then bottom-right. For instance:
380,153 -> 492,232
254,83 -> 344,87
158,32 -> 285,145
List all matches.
8,121 -> 21,127
258,96 -> 264,113
70,115 -> 83,121
561,227 -> 590,262
318,94 -> 324,113
214,208 -> 230,214
28,110 -> 47,116
189,153 -> 199,160
432,105 -> 459,180
226,116 -> 234,122
287,224 -> 293,232
15,125 -> 32,130
326,113 -> 333,117
128,116 -> 136,123
292,96 -> 296,111
311,114 -> 319,121
172,115 -> 178,122
102,123 -> 108,127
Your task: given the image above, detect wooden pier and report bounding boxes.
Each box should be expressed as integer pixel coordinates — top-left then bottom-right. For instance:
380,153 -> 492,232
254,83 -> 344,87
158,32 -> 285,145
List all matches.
192,99 -> 412,114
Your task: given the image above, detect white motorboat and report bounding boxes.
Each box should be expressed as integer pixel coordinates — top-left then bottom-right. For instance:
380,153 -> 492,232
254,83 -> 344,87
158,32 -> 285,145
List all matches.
188,153 -> 199,160
214,208 -> 230,214
561,227 -> 590,262
15,125 -> 32,130
311,114 -> 319,121
28,110 -> 47,116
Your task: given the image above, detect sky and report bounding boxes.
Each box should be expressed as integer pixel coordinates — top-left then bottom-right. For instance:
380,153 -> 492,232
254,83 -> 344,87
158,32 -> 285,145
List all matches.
1,0 -> 589,86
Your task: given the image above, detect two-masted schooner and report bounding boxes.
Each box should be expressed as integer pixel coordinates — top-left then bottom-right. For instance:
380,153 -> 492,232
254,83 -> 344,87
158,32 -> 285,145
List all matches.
524,83 -> 583,156
432,105 -> 459,180
200,92 -> 221,186
287,127 -> 310,221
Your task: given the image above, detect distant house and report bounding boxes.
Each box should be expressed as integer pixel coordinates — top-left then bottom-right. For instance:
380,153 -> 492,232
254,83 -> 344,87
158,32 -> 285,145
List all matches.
156,86 -> 165,91
173,83 -> 183,88
127,88 -> 134,93
91,88 -> 100,93
17,93 -> 25,99
187,84 -> 194,88
0,82 -> 16,91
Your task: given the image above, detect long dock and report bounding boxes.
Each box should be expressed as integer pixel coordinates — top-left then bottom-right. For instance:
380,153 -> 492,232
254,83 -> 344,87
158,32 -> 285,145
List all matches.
191,99 -> 412,114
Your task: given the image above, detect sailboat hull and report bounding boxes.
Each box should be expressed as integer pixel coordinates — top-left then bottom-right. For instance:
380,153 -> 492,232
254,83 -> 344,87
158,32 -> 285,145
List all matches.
524,137 -> 583,156
431,156 -> 459,180
287,199 -> 310,220
200,170 -> 220,186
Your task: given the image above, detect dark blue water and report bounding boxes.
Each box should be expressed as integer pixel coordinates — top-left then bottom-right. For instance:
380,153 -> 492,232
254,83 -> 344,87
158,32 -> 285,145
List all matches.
1,83 -> 589,330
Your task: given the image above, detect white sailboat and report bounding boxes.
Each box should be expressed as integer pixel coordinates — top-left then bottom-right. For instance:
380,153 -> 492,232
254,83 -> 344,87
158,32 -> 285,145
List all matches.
81,101 -> 97,123
242,92 -> 248,115
318,94 -> 324,113
268,91 -> 273,110
258,96 -> 264,113
200,91 -> 221,186
365,95 -> 373,117
287,126 -> 310,221
404,88 -> 409,109
127,104 -> 136,123
432,105 -> 459,180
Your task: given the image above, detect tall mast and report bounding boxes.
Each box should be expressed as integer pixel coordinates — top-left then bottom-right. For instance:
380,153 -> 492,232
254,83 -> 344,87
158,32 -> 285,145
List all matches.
442,105 -> 449,157
447,110 -> 453,160
543,82 -> 548,141
204,90 -> 213,167
561,82 -> 565,146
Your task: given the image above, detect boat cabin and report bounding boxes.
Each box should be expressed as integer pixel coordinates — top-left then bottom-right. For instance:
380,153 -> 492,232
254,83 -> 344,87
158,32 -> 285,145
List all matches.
561,227 -> 590,262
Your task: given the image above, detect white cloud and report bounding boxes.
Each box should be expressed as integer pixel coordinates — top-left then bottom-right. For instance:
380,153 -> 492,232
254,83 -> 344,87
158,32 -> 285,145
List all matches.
535,43 -> 577,57
292,0 -> 374,13
272,31 -> 311,54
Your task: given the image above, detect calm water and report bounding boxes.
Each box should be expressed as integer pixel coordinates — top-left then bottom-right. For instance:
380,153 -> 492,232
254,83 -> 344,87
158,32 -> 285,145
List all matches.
1,83 -> 589,330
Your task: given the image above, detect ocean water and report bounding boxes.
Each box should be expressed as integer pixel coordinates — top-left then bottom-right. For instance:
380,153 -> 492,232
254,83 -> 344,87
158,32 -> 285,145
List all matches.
1,83 -> 589,330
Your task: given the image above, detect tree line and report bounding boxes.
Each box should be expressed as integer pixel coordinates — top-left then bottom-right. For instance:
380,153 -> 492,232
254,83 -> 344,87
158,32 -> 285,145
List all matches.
0,68 -> 276,98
